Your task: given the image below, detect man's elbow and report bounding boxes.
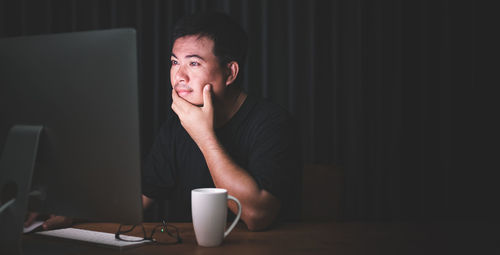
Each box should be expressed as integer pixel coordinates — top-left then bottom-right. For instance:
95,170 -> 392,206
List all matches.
243,209 -> 278,231
242,190 -> 281,231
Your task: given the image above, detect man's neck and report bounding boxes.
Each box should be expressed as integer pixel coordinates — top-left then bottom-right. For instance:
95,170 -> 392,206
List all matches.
214,89 -> 247,128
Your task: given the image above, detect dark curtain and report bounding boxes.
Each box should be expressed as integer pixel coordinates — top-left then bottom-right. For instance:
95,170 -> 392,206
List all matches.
1,0 -> 486,221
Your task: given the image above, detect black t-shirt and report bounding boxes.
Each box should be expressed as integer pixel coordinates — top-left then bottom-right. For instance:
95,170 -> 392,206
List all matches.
141,95 -> 301,222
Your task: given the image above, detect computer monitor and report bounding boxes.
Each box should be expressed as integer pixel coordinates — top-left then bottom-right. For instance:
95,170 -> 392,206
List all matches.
0,29 -> 143,251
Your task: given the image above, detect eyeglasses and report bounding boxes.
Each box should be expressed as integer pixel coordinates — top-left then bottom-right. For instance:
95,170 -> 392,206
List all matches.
115,220 -> 182,245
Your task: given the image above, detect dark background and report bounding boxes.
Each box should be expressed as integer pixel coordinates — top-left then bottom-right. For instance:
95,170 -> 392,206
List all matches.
1,0 -> 491,221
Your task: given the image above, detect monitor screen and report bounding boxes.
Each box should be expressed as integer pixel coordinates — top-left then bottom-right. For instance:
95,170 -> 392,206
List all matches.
0,29 -> 143,226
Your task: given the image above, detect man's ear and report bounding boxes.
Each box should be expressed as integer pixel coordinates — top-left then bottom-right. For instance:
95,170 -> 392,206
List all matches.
225,61 -> 239,86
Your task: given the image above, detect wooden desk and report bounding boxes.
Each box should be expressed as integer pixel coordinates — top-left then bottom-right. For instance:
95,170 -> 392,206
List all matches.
22,221 -> 498,254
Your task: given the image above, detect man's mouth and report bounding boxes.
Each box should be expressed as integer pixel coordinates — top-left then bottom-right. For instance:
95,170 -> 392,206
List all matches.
174,85 -> 192,97
177,90 -> 191,97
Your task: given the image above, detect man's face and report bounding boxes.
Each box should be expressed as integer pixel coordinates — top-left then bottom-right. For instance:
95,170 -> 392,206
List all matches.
170,35 -> 227,106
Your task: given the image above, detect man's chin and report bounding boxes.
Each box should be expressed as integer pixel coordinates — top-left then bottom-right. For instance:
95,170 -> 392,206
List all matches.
179,95 -> 203,107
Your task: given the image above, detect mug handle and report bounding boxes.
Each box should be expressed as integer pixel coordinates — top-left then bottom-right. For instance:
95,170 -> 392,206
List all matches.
224,195 -> 242,238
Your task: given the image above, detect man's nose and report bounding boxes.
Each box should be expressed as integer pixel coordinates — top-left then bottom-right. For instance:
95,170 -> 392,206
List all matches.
174,65 -> 189,84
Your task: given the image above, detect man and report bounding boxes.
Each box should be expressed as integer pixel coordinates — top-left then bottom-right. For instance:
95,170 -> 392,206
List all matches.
26,11 -> 301,231
141,11 -> 301,231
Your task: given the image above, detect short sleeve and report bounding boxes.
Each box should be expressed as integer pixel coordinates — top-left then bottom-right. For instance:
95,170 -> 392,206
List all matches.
246,107 -> 302,212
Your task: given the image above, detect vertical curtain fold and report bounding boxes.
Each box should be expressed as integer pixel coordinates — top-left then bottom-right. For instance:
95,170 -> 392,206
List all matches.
306,0 -> 315,164
286,0 -> 296,116
260,0 -> 268,98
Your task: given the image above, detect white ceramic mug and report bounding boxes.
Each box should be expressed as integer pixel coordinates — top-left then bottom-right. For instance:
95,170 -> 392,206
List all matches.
191,188 -> 242,247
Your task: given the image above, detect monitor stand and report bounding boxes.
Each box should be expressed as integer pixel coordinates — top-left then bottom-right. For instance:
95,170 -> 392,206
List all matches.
0,125 -> 43,255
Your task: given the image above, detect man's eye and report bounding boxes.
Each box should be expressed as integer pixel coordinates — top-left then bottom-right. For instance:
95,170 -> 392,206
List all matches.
171,60 -> 178,65
190,62 -> 200,66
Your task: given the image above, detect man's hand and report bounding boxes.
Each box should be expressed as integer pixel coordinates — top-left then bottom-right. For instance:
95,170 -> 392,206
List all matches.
171,84 -> 215,144
25,212 -> 73,230
24,212 -> 39,228
41,215 -> 73,230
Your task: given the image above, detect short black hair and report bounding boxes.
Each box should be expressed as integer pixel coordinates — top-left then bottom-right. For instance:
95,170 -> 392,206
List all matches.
172,11 -> 248,87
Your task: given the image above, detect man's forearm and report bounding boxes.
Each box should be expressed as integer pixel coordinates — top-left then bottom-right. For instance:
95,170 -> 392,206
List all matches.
196,134 -> 280,231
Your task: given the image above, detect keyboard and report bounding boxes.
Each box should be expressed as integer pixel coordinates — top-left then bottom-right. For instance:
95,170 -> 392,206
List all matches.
35,227 -> 151,249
